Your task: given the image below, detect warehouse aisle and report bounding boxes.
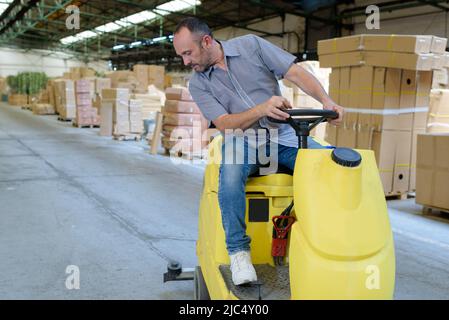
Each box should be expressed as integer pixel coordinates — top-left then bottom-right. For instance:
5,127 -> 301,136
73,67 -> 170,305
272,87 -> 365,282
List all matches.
1,103 -> 449,299
0,103 -> 203,299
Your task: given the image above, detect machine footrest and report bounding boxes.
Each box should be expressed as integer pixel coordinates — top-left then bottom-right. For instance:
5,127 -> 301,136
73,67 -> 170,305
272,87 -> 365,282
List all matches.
219,264 -> 290,300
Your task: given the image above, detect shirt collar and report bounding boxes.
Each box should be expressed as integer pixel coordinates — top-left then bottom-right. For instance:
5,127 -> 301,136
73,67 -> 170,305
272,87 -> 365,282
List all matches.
203,40 -> 240,79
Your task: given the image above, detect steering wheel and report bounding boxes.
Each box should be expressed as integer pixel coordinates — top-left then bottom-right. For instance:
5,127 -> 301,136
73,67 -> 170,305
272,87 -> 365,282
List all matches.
267,109 -> 338,149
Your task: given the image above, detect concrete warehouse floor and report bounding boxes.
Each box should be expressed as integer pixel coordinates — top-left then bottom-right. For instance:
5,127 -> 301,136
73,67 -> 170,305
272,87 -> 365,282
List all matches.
0,102 -> 449,300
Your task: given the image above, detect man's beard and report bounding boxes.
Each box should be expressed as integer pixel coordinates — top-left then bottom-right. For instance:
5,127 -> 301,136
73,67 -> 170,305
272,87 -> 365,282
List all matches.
190,47 -> 213,72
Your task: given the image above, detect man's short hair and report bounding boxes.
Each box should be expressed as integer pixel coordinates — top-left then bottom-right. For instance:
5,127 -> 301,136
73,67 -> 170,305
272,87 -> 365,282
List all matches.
174,17 -> 213,39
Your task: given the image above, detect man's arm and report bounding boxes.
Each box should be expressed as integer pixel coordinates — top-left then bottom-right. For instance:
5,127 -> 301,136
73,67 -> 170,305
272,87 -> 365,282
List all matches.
284,64 -> 344,125
213,96 -> 292,132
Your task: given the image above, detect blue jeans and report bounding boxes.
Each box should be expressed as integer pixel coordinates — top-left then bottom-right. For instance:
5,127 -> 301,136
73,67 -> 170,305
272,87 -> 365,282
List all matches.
218,136 -> 326,255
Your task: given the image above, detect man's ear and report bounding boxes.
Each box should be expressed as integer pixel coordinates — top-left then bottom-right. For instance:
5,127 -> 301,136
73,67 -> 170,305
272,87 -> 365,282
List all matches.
202,35 -> 212,49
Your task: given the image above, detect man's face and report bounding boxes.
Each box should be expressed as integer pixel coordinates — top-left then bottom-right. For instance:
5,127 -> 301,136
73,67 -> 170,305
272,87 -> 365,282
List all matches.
173,27 -> 212,72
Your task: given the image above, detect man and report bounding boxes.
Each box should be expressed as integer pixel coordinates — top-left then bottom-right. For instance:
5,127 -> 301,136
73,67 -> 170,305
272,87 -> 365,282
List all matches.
173,17 -> 344,286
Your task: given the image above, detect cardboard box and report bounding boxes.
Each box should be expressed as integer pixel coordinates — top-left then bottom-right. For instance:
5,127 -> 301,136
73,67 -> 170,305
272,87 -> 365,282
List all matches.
32,103 -> 55,115
161,137 -> 207,153
76,92 -> 92,107
392,131 -> 412,193
95,78 -> 111,96
336,125 -> 357,148
431,36 -> 448,54
414,71 -> 432,130
398,69 -> 417,131
345,67 -> 361,126
372,130 -> 396,194
8,94 -> 28,106
338,67 -> 351,109
164,100 -> 200,114
133,64 -> 149,88
162,125 -> 202,139
328,69 -> 340,104
148,65 -> 165,89
115,122 -> 130,135
59,107 -> 76,119
75,79 -> 91,93
409,128 -> 426,191
325,124 -> 338,146
318,51 -> 365,68
318,35 -> 363,55
100,101 -> 113,136
165,87 -> 193,101
372,68 -> 399,131
320,51 -> 434,70
427,89 -> 449,133
364,51 -> 434,71
318,34 -> 432,55
356,66 -> 374,148
433,68 -> 449,86
363,34 -> 432,54
102,88 -> 129,102
163,112 -> 203,126
416,133 -> 449,210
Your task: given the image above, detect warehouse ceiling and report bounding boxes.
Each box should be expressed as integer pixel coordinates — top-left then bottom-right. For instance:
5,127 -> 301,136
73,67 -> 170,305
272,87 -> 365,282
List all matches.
0,0 -> 448,68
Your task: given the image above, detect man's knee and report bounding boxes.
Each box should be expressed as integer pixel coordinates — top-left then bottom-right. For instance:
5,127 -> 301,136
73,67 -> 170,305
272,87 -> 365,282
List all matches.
219,164 -> 249,187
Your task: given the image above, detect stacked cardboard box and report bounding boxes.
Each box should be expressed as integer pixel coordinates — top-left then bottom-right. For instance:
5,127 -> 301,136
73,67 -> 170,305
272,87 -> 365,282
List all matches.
74,79 -> 99,127
95,78 -> 111,96
32,103 -> 55,115
132,64 -> 166,92
319,34 -> 445,195
105,71 -> 134,89
318,34 -> 447,70
0,77 -> 6,95
100,88 -> 130,136
427,89 -> 449,133
129,100 -> 143,134
416,133 -> 449,212
162,87 -> 208,156
8,94 -> 28,106
149,65 -> 165,90
47,80 -> 56,108
53,79 -> 76,119
69,67 -> 95,80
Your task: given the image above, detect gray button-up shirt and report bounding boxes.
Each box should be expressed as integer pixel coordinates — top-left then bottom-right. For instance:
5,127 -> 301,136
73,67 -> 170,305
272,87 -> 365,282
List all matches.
188,34 -> 300,148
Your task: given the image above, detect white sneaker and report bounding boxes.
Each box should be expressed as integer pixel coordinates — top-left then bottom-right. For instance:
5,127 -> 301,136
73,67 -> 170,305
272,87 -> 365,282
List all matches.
229,251 -> 257,285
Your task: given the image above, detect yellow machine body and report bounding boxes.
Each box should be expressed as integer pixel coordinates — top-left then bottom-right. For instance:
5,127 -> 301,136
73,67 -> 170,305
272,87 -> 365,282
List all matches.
196,135 -> 395,299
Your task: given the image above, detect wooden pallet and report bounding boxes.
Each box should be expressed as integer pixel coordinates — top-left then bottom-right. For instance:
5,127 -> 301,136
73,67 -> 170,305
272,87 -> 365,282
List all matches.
385,192 -> 411,200
422,205 -> 449,218
58,116 -> 73,122
165,148 -> 206,161
72,122 -> 99,129
113,133 -> 142,141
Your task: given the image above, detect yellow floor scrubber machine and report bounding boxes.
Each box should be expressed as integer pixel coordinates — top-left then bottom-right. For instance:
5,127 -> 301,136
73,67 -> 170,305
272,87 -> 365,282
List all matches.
164,109 -> 395,300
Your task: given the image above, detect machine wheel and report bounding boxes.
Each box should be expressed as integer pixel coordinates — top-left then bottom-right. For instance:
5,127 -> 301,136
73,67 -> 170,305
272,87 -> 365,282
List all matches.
194,266 -> 210,300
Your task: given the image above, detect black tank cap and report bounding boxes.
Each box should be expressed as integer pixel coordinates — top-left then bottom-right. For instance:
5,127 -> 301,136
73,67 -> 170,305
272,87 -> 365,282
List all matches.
331,148 -> 362,167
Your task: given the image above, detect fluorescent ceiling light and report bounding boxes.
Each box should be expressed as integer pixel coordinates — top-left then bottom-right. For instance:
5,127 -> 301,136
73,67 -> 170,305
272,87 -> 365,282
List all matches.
60,30 -> 97,45
0,0 -> 13,15
113,44 -> 126,50
154,0 -> 200,15
95,21 -> 130,33
121,10 -> 157,24
130,41 -> 142,47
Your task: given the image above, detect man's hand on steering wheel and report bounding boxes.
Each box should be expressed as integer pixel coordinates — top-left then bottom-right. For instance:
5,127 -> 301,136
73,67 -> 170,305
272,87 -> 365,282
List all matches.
257,96 -> 292,121
322,98 -> 344,126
